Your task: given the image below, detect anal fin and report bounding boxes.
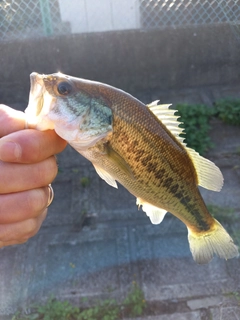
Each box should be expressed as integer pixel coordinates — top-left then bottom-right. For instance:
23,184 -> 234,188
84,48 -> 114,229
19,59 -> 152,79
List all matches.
137,198 -> 167,225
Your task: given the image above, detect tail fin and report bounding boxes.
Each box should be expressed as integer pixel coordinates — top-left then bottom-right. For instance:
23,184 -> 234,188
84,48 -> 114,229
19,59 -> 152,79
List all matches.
188,219 -> 239,264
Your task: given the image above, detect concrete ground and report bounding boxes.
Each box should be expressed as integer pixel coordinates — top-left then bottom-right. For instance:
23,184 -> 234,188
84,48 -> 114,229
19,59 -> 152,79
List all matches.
0,84 -> 240,319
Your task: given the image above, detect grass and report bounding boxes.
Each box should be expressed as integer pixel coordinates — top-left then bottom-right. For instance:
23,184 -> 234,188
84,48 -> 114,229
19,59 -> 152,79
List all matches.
123,281 -> 145,317
207,204 -> 236,224
207,205 -> 240,245
173,98 -> 240,155
214,98 -> 240,126
175,103 -> 215,155
80,177 -> 91,188
224,291 -> 240,306
13,282 -> 146,320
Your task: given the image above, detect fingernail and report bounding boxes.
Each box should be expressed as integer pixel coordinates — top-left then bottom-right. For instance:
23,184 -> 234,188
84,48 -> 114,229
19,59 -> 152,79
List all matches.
0,141 -> 22,161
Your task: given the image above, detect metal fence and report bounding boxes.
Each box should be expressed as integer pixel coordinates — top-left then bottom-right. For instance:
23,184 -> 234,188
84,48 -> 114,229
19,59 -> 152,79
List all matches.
140,0 -> 240,29
0,0 -> 70,42
0,0 -> 240,42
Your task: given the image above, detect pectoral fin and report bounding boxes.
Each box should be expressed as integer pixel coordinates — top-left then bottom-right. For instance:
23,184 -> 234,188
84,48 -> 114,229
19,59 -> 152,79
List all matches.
93,164 -> 118,188
137,198 -> 167,225
105,144 -> 134,179
92,144 -> 134,189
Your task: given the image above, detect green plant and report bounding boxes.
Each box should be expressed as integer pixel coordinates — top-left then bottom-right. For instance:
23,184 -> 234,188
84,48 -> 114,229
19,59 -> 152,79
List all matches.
72,168 -> 80,174
207,205 -> 236,224
225,291 -> 240,305
235,146 -> 240,156
207,205 -> 240,245
123,281 -> 146,317
175,103 -> 215,155
214,98 -> 240,126
80,177 -> 90,188
232,229 -> 240,246
35,295 -> 80,320
78,299 -> 119,320
13,281 -> 146,320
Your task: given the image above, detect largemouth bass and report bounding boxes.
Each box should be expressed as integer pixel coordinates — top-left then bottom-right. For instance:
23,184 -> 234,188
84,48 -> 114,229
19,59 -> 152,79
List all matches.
25,72 -> 239,264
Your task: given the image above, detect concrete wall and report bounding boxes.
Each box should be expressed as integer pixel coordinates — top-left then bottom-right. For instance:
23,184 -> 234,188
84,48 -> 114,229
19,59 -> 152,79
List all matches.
0,23 -> 240,106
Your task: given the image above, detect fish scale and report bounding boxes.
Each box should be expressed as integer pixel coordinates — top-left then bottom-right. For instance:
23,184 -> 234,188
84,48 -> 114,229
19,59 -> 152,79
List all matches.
104,91 -> 201,216
25,72 -> 239,264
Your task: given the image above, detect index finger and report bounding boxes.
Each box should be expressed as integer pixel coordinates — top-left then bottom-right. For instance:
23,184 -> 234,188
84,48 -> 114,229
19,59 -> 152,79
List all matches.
0,105 -> 26,137
0,129 -> 67,163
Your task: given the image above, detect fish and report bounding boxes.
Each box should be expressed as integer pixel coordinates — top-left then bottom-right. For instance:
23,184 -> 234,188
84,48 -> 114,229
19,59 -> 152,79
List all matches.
25,72 -> 239,264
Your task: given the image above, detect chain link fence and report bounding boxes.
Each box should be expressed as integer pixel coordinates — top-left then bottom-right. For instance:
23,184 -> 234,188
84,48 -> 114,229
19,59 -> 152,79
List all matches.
140,0 -> 240,28
0,0 -> 70,42
0,0 -> 240,42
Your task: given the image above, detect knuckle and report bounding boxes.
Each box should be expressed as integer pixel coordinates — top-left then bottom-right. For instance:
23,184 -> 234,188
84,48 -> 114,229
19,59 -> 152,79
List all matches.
0,199 -> 3,217
26,188 -> 48,212
24,218 -> 39,236
40,156 -> 58,184
18,239 -> 28,245
3,239 -> 28,248
24,210 -> 47,239
49,156 -> 58,179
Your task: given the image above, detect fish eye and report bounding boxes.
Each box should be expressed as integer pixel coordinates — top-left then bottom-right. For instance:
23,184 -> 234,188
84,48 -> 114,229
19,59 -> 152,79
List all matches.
57,81 -> 72,95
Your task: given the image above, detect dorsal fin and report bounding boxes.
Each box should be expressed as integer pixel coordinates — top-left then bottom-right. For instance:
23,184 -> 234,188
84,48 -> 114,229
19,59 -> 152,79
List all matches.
147,101 -> 186,144
147,101 -> 223,192
186,147 -> 224,191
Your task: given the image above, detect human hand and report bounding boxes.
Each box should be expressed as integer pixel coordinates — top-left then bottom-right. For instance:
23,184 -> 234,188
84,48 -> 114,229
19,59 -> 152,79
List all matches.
0,105 -> 67,247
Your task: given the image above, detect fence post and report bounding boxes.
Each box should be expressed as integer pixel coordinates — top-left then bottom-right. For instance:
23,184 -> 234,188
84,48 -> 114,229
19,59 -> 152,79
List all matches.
39,0 -> 53,36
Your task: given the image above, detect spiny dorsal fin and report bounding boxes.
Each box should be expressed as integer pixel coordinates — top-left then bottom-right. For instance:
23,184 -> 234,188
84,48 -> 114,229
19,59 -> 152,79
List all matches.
147,101 -> 223,192
147,101 -> 186,144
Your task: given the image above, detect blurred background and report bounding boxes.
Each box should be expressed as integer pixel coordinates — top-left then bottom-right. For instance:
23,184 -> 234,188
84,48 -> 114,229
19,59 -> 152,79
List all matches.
0,1 -> 240,319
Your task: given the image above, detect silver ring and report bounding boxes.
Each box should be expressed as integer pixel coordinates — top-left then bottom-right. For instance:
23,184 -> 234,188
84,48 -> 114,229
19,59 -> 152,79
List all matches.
47,184 -> 54,207
25,119 -> 29,129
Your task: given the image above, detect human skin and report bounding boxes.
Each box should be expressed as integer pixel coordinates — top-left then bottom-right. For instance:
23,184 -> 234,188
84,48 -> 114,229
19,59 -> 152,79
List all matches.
0,105 -> 67,247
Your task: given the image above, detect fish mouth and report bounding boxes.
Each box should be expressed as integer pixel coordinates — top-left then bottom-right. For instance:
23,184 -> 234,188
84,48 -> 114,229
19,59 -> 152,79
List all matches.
25,72 -> 55,130
27,72 -> 45,116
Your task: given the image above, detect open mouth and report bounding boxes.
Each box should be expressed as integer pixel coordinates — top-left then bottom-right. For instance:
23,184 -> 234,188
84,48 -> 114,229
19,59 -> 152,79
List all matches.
27,72 -> 45,117
25,73 -> 55,130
